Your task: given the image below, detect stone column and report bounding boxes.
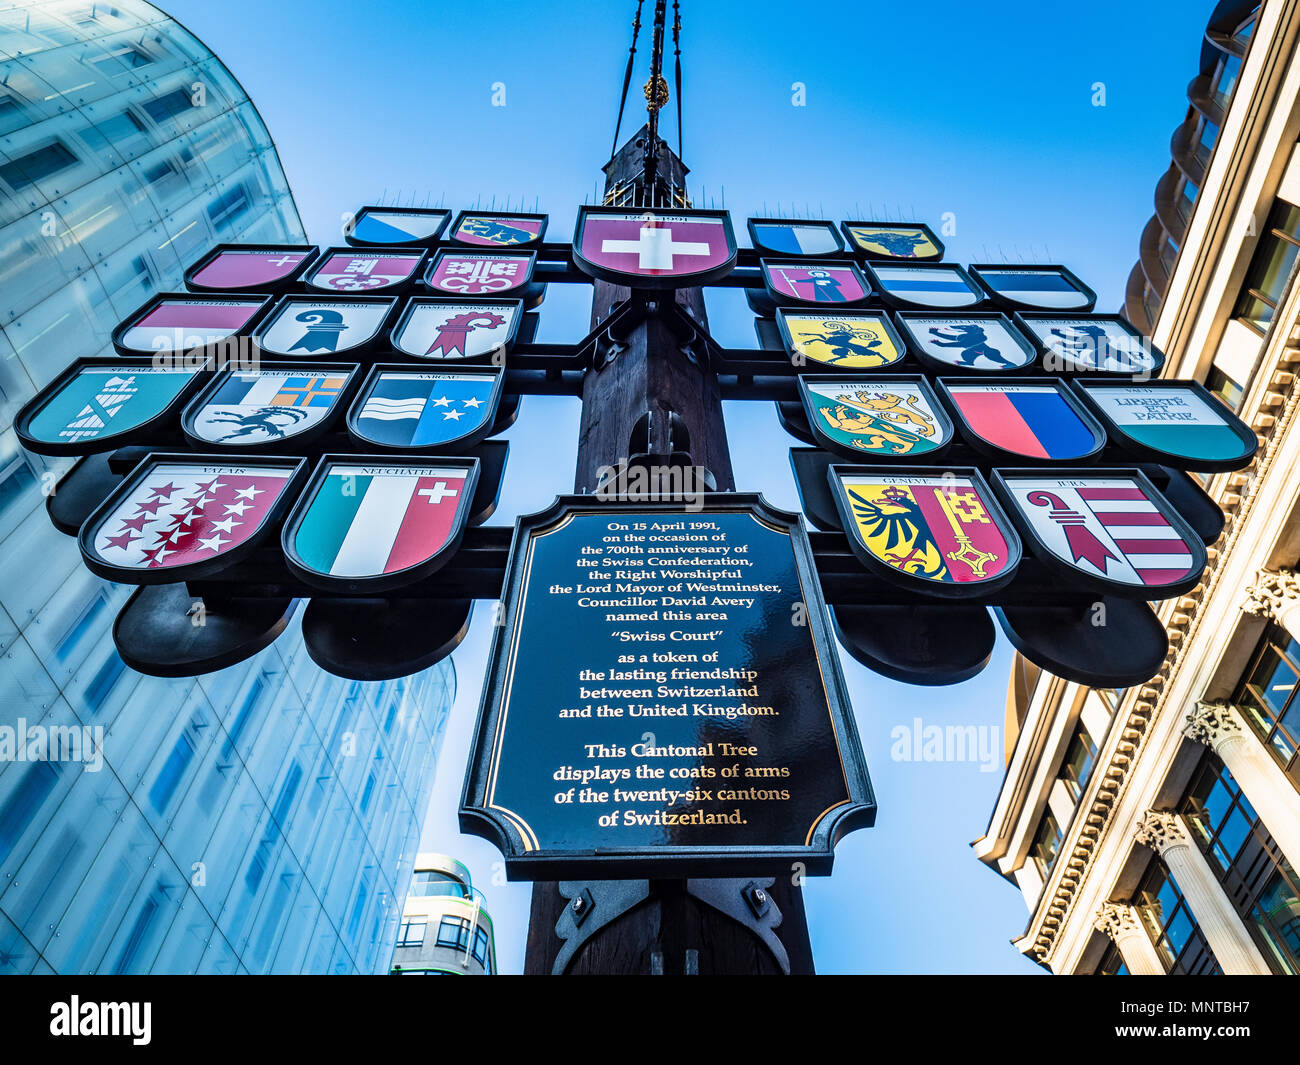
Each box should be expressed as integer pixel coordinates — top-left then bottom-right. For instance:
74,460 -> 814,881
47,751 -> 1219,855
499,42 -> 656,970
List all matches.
1134,810 -> 1272,975
1242,567 -> 1300,642
1186,701 -> 1300,872
1094,902 -> 1166,974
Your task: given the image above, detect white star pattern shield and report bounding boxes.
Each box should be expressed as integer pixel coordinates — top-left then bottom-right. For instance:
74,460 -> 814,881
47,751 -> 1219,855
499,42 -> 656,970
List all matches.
81,459 -> 301,580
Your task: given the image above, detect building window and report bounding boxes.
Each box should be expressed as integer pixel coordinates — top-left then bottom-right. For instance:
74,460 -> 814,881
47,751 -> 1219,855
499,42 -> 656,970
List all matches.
142,88 -> 196,125
0,457 -> 36,523
1234,200 -> 1300,334
1141,282 -> 1162,329
1233,624 -> 1300,776
57,590 -> 110,661
436,916 -> 470,950
396,918 -> 426,948
89,45 -> 153,72
1195,118 -> 1219,167
1205,365 -> 1245,410
84,110 -> 146,151
1095,688 -> 1124,712
83,653 -> 127,713
1061,721 -> 1098,801
1157,233 -> 1181,278
0,94 -> 28,136
1095,940 -> 1128,975
1029,808 -> 1062,877
142,157 -> 185,195
1180,751 -> 1300,974
1233,10 -> 1258,46
409,871 -> 467,899
1210,53 -> 1242,110
0,763 -> 60,866
1134,862 -> 1221,974
472,926 -> 490,967
208,183 -> 252,233
0,141 -> 78,191
1176,177 -> 1199,225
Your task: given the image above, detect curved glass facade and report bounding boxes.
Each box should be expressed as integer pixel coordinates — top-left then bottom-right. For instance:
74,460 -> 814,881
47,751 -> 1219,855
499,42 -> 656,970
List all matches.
0,1 -> 454,974
1123,2 -> 1260,333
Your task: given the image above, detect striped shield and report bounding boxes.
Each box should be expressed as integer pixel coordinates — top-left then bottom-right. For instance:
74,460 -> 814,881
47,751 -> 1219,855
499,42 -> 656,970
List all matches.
999,474 -> 1200,589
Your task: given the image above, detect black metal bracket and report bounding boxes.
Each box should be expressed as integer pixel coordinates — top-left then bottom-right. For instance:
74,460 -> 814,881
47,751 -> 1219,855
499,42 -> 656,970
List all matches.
550,877 -> 789,974
685,877 -> 789,974
552,880 -> 652,975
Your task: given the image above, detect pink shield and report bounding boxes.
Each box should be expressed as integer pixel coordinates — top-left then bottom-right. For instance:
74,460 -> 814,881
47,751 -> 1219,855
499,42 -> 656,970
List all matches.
309,253 -> 422,292
427,253 -> 530,296
579,211 -> 733,279
191,249 -> 308,289
767,264 -> 867,304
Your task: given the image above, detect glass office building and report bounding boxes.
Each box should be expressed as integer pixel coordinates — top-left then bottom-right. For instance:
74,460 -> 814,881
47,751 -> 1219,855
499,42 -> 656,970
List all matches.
0,1 -> 456,974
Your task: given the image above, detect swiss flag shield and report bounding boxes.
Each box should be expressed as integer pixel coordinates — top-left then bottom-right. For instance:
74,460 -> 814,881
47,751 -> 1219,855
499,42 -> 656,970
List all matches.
573,208 -> 737,288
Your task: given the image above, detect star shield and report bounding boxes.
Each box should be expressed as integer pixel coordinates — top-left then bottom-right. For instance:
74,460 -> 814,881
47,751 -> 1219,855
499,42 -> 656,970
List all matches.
80,456 -> 305,583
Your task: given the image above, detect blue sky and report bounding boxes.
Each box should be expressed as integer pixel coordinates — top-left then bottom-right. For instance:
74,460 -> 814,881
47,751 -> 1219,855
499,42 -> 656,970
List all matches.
161,0 -> 1211,973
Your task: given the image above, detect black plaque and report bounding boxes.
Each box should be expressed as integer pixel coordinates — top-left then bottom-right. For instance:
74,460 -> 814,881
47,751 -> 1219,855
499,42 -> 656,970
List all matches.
460,494 -> 875,879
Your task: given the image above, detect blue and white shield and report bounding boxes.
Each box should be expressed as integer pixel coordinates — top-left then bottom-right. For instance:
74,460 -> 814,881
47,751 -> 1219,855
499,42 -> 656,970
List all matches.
255,297 -> 395,356
348,367 -> 503,451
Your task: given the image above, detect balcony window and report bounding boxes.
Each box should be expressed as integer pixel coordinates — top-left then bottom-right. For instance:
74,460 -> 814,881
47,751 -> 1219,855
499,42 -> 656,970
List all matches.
1157,233 -> 1181,278
409,871 -> 466,898
1176,177 -> 1199,225
1195,118 -> 1219,167
1211,53 -> 1242,109
1232,10 -> 1259,46
1141,282 -> 1162,329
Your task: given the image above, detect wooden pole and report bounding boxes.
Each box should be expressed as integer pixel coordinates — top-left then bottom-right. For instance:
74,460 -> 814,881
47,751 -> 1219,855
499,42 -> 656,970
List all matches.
523,125 -> 814,975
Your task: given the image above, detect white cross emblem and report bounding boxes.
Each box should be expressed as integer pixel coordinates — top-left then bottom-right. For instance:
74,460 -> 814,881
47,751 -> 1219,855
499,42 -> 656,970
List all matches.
601,225 -> 710,270
418,482 -> 458,504
268,255 -> 297,267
